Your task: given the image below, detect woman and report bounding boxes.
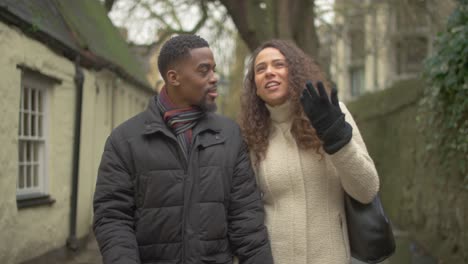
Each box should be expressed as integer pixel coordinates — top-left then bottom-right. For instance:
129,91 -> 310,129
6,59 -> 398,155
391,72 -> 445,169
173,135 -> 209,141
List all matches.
239,39 -> 380,264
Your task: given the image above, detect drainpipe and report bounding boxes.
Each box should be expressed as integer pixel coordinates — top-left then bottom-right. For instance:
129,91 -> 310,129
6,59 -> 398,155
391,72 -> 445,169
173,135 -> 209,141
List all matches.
66,55 -> 84,250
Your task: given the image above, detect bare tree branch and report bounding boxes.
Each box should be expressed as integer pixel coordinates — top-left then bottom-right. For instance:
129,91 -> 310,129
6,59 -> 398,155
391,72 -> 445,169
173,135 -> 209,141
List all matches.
187,0 -> 209,33
139,1 -> 174,29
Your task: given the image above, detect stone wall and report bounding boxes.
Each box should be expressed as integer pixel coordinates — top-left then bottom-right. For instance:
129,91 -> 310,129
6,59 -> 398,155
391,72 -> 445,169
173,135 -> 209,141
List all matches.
346,78 -> 467,263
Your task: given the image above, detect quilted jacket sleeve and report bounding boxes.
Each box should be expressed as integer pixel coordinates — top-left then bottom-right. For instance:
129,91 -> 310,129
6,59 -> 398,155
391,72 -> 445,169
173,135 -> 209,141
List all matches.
93,135 -> 140,264
228,140 -> 274,264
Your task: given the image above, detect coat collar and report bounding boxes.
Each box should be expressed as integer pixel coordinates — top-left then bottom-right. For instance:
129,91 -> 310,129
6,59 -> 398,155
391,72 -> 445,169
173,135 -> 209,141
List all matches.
142,95 -> 222,136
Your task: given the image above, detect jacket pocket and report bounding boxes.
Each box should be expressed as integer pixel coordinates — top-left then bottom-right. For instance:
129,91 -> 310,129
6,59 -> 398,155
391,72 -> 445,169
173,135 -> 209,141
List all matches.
198,132 -> 226,149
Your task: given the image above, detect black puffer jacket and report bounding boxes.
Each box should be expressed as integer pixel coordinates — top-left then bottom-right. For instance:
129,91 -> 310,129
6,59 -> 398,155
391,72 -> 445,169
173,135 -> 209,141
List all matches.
93,96 -> 273,264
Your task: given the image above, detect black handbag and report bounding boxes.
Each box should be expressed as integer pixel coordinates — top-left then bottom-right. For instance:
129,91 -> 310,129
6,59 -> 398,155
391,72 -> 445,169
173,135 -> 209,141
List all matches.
344,193 -> 396,263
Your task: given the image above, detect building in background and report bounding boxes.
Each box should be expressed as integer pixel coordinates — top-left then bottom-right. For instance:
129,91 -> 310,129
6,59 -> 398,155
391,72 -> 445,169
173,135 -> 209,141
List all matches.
331,0 -> 456,101
129,42 -> 164,91
0,1 -> 154,263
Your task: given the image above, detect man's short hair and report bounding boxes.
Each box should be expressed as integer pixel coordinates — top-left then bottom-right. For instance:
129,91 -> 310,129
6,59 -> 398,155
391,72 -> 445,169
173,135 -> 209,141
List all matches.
157,34 -> 209,81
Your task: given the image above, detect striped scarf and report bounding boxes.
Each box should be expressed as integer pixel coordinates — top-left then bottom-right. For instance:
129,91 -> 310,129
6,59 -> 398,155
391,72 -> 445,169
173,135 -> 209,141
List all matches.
157,86 -> 205,160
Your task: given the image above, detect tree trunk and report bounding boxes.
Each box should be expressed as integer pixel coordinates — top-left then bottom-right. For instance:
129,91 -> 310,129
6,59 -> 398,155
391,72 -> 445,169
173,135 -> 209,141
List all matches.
104,0 -> 116,13
223,34 -> 249,120
219,0 -> 320,58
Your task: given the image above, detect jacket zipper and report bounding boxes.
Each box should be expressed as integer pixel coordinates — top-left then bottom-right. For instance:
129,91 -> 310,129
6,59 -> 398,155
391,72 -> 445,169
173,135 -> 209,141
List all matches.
170,131 -> 204,263
147,125 -> 200,263
175,140 -> 190,263
160,133 -> 189,262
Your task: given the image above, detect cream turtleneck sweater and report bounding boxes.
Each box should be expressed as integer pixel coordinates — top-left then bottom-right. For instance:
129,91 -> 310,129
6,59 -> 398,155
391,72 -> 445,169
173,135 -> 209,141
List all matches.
255,101 -> 379,264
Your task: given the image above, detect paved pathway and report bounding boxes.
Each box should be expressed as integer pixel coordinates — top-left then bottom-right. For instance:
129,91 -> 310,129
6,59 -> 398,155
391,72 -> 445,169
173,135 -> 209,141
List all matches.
59,228 -> 436,264
67,236 -> 102,264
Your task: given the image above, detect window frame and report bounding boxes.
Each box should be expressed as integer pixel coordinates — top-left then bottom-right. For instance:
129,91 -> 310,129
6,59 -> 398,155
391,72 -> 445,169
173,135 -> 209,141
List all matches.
17,70 -> 51,201
349,64 -> 365,97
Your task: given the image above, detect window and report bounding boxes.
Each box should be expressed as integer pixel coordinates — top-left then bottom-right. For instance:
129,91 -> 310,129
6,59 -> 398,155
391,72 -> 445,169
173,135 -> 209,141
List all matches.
17,71 -> 50,200
350,66 -> 365,97
395,1 -> 428,30
396,35 -> 428,75
393,1 -> 429,75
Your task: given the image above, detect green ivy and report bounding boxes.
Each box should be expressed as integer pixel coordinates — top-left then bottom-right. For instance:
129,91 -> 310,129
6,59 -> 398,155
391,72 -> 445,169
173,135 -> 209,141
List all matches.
421,0 -> 468,186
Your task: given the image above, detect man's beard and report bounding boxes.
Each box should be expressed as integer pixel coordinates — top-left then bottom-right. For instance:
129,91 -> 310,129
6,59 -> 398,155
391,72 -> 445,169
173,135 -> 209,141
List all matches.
197,89 -> 217,112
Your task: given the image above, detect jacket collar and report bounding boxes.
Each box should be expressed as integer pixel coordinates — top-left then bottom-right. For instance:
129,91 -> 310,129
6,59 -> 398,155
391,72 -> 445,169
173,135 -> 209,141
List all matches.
143,95 -> 222,136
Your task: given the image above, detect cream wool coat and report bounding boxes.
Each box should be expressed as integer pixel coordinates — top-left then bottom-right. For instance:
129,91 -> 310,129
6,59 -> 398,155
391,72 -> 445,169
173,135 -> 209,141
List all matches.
255,101 -> 380,264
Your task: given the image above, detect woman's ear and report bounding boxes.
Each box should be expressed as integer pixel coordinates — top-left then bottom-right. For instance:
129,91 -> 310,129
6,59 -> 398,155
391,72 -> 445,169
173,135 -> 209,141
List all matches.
166,70 -> 180,86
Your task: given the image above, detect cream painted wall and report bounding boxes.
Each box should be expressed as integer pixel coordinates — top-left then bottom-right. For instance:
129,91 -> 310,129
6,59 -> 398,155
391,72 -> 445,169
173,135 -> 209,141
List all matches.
75,70 -> 153,239
0,21 -> 76,264
0,20 -> 153,263
0,22 -> 24,264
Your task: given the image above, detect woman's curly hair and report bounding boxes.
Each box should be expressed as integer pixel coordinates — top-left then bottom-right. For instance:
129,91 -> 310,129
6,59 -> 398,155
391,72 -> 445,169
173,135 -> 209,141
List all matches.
239,39 -> 332,165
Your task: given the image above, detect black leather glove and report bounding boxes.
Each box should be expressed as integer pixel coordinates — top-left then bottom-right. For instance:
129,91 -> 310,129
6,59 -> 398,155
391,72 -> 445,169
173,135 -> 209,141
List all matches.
300,81 -> 353,154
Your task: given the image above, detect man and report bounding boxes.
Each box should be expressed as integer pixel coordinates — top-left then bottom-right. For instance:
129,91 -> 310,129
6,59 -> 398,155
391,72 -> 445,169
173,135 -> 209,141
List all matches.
93,34 -> 273,264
